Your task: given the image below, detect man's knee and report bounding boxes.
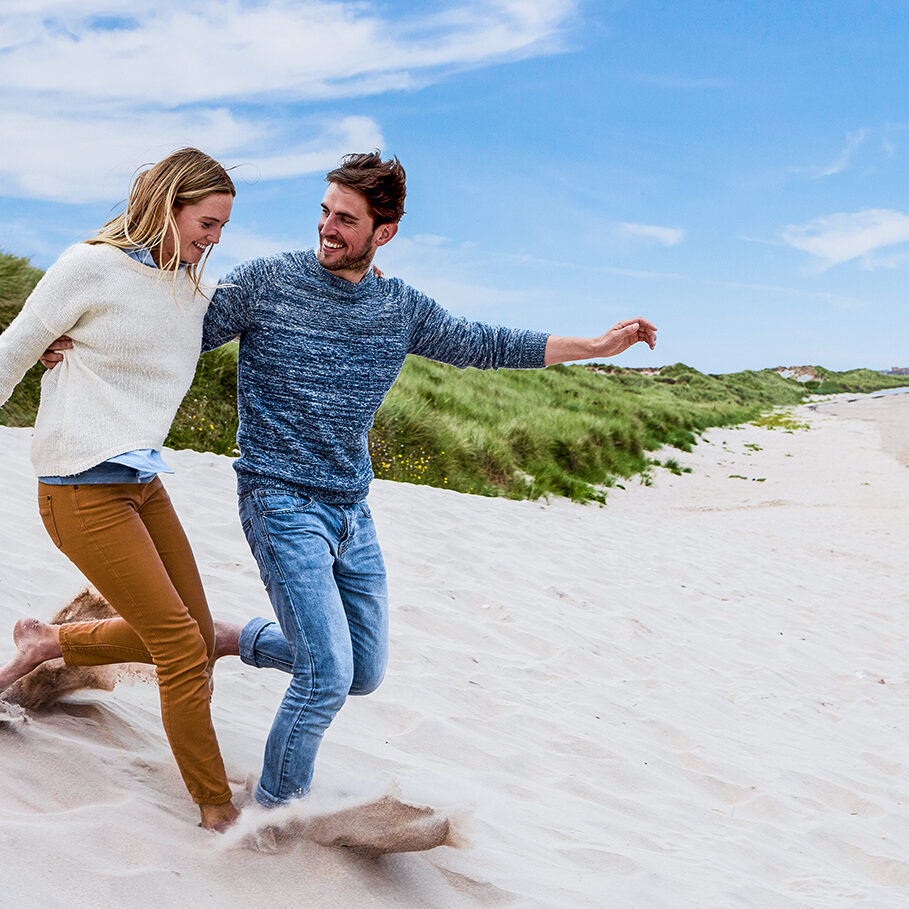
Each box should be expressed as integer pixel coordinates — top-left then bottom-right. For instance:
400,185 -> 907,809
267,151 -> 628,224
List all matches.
288,649 -> 354,711
349,659 -> 386,696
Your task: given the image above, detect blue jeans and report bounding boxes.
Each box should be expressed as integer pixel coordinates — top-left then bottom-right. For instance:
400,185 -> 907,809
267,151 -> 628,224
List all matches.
237,488 -> 388,807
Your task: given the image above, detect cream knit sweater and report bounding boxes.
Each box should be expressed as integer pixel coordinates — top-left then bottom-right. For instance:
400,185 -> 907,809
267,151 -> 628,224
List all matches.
0,243 -> 210,477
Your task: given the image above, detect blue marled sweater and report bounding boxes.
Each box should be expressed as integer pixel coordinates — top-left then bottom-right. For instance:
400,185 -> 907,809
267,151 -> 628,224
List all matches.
203,249 -> 549,503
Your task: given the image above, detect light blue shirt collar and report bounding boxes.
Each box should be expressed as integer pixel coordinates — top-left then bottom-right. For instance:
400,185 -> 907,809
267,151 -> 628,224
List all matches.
125,246 -> 159,268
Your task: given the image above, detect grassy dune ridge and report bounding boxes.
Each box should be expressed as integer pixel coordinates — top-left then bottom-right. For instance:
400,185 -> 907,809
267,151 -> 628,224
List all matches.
2,250 -> 906,501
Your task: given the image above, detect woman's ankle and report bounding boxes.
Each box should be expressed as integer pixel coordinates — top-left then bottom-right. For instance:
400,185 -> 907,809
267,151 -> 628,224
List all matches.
199,800 -> 239,832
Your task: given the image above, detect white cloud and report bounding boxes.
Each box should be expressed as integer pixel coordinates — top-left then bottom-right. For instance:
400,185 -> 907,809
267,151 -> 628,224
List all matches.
0,1 -> 576,105
781,209 -> 909,269
0,111 -> 383,203
860,248 -> 909,271
0,1 -> 577,202
620,222 -> 686,246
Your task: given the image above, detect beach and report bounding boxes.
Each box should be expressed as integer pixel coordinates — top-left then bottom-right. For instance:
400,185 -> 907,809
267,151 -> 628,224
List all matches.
1,391 -> 908,908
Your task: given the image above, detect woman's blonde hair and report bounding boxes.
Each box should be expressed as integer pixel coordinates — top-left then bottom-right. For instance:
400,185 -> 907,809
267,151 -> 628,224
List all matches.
86,147 -> 235,295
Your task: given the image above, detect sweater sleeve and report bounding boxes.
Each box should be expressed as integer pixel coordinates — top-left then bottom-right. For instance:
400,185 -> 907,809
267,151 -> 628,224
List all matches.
403,287 -> 549,370
0,252 -> 93,407
202,259 -> 262,351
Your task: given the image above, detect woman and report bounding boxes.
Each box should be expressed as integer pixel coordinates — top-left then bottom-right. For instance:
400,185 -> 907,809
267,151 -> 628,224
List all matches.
0,148 -> 239,831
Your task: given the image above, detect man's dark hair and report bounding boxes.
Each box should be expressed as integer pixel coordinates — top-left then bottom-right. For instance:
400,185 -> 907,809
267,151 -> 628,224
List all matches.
326,152 -> 406,226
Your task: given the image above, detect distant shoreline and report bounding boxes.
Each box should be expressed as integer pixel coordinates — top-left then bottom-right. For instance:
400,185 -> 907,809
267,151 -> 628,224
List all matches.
805,389 -> 909,468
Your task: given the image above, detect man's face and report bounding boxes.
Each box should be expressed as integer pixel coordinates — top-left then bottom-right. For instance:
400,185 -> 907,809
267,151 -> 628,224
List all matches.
316,183 -> 398,283
316,182 -> 381,277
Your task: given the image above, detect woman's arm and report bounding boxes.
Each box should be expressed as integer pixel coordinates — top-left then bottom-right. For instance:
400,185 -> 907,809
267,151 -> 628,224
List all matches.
0,307 -> 67,406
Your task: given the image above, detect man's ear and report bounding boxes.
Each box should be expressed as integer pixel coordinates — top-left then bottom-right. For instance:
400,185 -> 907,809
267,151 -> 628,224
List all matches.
373,222 -> 398,248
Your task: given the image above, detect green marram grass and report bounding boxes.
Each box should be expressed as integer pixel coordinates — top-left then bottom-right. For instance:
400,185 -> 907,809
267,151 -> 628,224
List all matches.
3,250 -> 909,502
0,252 -> 45,426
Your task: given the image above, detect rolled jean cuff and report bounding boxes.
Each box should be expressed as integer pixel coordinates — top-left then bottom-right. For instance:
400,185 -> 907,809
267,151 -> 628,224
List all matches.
255,780 -> 307,808
238,617 -> 273,668
255,782 -> 286,808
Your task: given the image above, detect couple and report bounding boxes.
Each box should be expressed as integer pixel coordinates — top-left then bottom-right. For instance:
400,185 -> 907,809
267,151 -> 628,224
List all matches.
0,147 -> 656,831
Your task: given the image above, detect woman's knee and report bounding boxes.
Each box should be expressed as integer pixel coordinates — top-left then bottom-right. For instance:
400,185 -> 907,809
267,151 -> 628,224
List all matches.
199,623 -> 216,662
152,624 -> 210,680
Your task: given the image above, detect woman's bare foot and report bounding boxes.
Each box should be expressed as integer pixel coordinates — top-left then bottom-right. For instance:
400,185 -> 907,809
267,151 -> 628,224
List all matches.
200,800 -> 240,832
0,619 -> 62,694
213,622 -> 242,660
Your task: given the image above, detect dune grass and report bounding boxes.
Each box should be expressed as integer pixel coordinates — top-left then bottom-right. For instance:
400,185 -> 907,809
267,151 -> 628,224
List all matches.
368,358 -> 807,502
3,250 -> 908,502
0,252 -> 45,426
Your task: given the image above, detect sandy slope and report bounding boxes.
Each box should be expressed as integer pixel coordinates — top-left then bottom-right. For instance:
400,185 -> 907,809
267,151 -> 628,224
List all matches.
1,391 -> 908,908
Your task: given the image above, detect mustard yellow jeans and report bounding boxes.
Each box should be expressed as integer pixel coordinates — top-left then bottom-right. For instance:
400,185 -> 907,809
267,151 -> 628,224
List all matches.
37,478 -> 232,807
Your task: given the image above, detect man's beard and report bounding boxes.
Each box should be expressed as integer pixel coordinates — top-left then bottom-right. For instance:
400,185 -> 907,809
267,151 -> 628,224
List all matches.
317,237 -> 373,274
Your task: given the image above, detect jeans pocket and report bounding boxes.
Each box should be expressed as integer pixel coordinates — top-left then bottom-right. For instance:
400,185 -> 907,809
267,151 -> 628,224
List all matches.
38,494 -> 62,548
241,516 -> 271,587
256,490 -> 314,516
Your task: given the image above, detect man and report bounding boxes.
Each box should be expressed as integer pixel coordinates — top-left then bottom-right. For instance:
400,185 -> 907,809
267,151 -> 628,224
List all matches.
46,152 -> 657,807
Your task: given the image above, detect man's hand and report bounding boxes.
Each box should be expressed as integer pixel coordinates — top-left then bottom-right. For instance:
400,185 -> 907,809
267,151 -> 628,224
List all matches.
544,318 -> 657,366
592,318 -> 657,358
39,335 -> 73,370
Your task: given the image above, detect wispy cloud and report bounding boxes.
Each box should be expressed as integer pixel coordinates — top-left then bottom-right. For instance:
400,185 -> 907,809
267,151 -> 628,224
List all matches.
620,222 -> 686,246
790,123 -> 909,181
0,1 -> 578,202
781,209 -> 909,269
809,129 -> 867,178
0,112 -> 384,204
377,232 -> 869,313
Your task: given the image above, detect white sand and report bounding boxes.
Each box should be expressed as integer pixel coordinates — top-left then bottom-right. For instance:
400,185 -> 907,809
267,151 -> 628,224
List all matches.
1,391 -> 908,908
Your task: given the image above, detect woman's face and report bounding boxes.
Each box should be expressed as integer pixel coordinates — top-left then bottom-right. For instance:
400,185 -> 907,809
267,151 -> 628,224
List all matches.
159,192 -> 233,266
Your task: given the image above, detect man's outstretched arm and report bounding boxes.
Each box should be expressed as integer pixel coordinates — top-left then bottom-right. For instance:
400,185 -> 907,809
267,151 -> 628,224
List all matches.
544,318 -> 657,366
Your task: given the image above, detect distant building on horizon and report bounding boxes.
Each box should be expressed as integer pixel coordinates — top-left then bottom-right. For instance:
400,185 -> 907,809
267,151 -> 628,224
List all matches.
888,367 -> 909,375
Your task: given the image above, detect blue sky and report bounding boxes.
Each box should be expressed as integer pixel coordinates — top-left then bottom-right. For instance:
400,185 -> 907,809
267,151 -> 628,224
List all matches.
1,1 -> 907,373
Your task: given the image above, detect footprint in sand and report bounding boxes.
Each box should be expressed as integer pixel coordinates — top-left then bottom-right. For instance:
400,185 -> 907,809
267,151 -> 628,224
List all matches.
307,796 -> 451,856
1,588 -> 151,711
247,796 -> 451,857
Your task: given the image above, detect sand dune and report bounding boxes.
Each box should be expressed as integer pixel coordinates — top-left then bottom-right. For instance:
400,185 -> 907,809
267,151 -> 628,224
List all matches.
1,391 -> 908,907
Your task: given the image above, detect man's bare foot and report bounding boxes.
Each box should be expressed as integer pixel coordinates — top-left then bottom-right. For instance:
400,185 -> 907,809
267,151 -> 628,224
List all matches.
0,619 -> 62,694
213,622 -> 242,660
200,800 -> 240,832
